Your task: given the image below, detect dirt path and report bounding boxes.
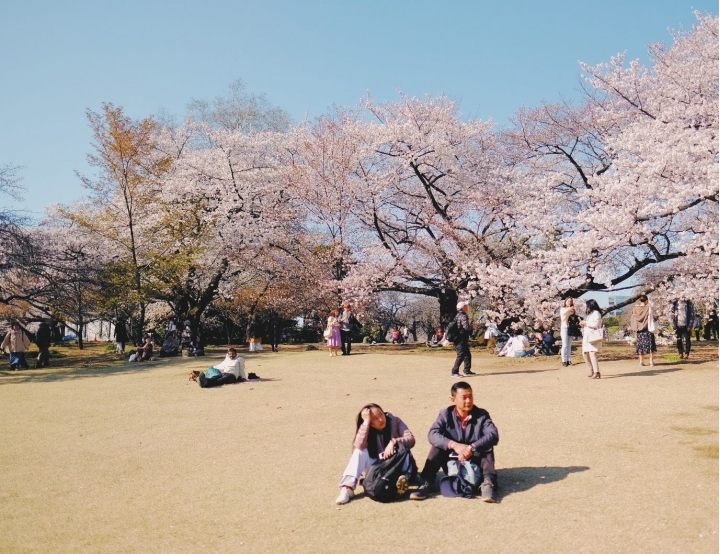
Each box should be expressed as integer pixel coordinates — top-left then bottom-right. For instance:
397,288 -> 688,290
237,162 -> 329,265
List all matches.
0,344 -> 717,553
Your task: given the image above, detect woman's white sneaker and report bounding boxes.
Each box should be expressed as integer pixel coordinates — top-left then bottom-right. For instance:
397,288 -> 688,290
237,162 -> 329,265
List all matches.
335,487 -> 354,505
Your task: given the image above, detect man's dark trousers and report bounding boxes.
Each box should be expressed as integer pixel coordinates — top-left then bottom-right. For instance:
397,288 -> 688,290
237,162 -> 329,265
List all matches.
451,340 -> 471,374
200,373 -> 238,388
36,348 -> 50,368
676,326 -> 691,355
341,330 -> 352,355
419,446 -> 497,485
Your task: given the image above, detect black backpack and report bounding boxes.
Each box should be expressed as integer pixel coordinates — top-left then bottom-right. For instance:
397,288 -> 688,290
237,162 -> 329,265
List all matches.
363,443 -> 416,503
445,315 -> 461,343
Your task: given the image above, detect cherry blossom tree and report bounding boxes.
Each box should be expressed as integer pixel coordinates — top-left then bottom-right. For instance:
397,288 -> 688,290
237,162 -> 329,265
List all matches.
489,12 -> 718,317
292,96 -> 515,323
58,104 -> 172,340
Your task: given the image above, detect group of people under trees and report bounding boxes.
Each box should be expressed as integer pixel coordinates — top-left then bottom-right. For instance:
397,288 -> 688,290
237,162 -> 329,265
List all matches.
440,295 -> 716,382
115,318 -> 205,363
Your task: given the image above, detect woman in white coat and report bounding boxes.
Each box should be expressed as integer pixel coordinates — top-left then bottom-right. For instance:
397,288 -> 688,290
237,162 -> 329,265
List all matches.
580,299 -> 603,379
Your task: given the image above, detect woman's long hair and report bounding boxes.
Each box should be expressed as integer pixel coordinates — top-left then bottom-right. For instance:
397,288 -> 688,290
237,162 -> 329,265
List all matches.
355,403 -> 392,459
585,299 -> 602,316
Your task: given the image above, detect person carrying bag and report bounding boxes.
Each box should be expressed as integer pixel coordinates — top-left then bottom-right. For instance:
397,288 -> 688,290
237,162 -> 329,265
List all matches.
581,299 -> 604,379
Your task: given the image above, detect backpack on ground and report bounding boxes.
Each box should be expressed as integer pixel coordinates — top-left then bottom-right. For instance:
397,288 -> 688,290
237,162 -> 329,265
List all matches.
363,442 -> 416,503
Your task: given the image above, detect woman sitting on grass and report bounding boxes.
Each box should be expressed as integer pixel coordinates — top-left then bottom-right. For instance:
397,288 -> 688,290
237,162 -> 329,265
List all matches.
335,403 -> 417,505
132,336 -> 153,362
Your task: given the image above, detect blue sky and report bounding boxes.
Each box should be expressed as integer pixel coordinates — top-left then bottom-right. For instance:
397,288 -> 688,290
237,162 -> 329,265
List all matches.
1,0 -> 716,216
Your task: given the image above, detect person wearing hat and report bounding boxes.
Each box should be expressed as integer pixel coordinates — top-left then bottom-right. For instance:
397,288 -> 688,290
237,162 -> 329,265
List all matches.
410,381 -> 499,502
450,301 -> 475,377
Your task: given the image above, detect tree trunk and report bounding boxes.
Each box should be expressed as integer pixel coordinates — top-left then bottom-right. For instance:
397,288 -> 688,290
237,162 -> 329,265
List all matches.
437,289 -> 459,326
77,313 -> 84,350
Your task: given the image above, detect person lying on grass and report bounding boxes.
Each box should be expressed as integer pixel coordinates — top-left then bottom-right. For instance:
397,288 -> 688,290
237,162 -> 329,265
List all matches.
198,348 -> 246,388
411,381 -> 499,502
335,403 -> 418,505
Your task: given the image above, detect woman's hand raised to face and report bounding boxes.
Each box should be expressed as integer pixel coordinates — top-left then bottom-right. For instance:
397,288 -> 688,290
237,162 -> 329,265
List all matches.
361,408 -> 371,423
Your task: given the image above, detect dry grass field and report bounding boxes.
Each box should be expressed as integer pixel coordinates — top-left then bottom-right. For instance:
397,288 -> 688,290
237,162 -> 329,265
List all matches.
0,340 -> 717,553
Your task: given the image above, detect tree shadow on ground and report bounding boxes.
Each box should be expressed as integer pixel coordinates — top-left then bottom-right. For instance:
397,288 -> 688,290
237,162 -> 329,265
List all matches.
603,367 -> 682,379
496,466 -> 589,501
0,363 -> 152,385
483,368 -> 561,377
0,356 -> 212,385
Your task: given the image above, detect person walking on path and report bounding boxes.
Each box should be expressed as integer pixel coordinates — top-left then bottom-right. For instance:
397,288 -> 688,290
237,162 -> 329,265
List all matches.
338,302 -> 356,355
671,298 -> 695,359
114,319 -> 129,354
35,319 -> 52,368
2,321 -> 31,370
326,310 -> 342,357
630,295 -> 656,367
559,298 -> 575,366
450,301 -> 475,377
580,299 -> 604,379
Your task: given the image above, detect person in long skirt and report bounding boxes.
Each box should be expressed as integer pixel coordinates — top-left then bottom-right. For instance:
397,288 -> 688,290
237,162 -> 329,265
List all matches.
326,310 -> 342,357
630,295 -> 656,366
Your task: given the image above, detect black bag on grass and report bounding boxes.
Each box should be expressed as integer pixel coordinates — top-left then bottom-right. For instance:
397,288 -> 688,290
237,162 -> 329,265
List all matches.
363,442 -> 415,503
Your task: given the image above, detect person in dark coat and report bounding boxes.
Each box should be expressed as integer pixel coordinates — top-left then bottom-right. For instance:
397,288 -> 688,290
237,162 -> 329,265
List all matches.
671,298 -> 695,359
410,381 -> 499,502
114,319 -> 129,354
708,310 -> 719,341
35,320 -> 52,368
450,301 -> 475,377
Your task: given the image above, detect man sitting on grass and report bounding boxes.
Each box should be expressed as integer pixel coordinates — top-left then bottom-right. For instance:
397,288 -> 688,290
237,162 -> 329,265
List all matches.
410,381 -> 499,502
158,332 -> 180,357
198,348 -> 246,388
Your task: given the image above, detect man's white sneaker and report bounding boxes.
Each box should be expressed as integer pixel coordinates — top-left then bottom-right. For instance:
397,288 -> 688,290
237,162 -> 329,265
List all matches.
335,487 -> 354,505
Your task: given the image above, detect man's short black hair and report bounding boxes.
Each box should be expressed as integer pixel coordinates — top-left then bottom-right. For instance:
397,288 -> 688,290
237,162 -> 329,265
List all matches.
451,381 -> 472,396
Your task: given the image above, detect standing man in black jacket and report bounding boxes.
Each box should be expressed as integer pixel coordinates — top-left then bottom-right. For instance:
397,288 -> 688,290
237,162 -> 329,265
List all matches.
35,319 -> 52,368
671,298 -> 695,359
411,381 -> 499,502
450,301 -> 475,377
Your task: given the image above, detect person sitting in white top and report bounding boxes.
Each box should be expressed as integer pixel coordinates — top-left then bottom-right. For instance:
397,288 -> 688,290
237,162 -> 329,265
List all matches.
484,321 -> 499,340
198,348 -> 246,388
506,329 -> 535,357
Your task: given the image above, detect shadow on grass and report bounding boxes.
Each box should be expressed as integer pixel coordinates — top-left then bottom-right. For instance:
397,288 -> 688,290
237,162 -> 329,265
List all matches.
603,367 -> 683,379
496,465 -> 589,501
483,368 -> 561,377
0,355 -> 211,385
0,363 -> 149,384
